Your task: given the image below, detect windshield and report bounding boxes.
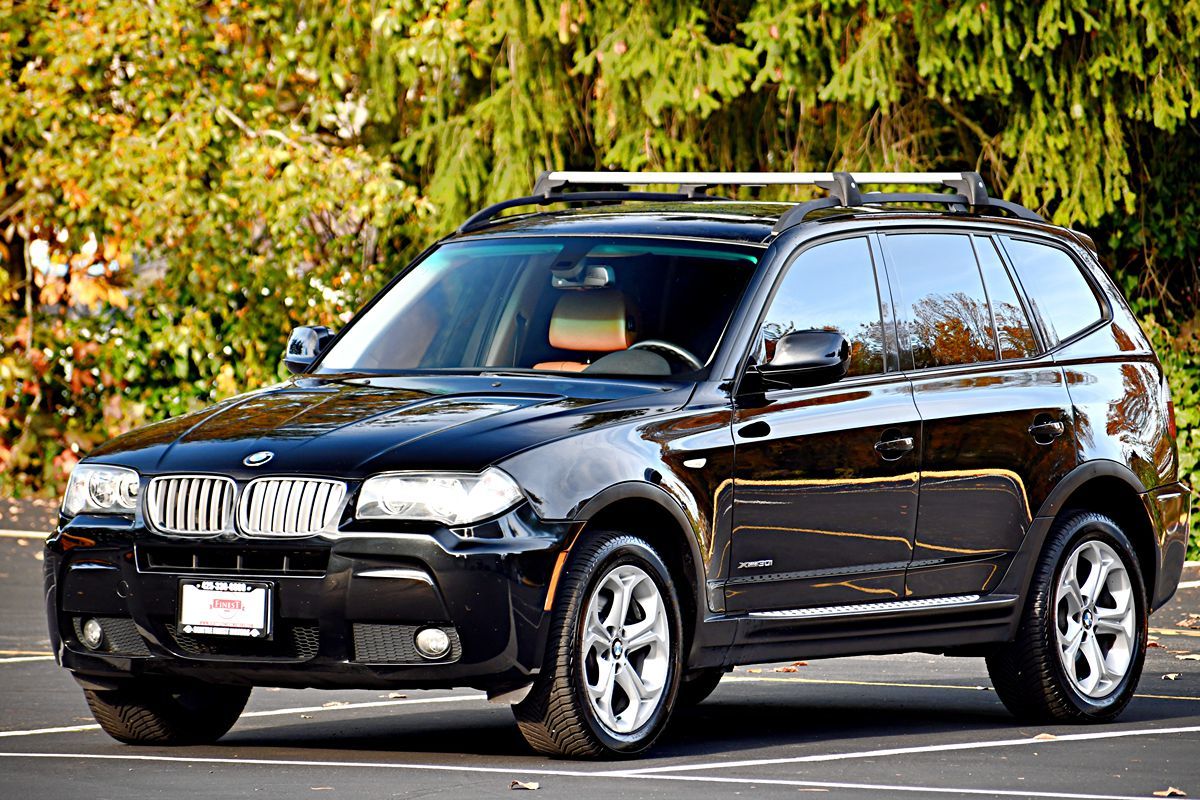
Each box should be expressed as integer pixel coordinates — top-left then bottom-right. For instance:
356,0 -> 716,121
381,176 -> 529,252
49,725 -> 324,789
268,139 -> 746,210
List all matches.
318,236 -> 760,378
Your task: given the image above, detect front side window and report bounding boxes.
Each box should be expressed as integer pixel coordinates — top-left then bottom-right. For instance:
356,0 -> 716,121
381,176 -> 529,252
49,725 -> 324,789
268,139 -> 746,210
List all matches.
760,236 -> 885,378
1001,237 -> 1103,346
884,232 -> 997,370
318,237 -> 759,378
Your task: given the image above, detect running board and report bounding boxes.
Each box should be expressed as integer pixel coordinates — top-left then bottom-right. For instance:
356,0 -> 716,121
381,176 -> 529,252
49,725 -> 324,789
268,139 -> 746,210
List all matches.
747,593 -> 1016,619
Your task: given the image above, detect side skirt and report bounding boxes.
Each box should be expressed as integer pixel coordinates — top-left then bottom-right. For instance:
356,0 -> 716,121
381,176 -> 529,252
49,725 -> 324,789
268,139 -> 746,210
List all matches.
715,593 -> 1020,666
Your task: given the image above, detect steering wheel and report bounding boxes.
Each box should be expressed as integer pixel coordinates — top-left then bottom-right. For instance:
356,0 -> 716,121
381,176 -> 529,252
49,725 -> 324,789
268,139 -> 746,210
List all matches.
627,340 -> 704,371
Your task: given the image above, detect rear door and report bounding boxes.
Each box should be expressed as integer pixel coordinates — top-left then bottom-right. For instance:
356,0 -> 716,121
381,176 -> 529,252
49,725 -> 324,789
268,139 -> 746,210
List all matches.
727,235 -> 921,613
879,230 -> 1078,598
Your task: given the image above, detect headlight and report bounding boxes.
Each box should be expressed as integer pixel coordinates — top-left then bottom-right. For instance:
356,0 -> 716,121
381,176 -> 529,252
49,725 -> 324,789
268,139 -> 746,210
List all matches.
356,467 -> 524,526
62,464 -> 140,517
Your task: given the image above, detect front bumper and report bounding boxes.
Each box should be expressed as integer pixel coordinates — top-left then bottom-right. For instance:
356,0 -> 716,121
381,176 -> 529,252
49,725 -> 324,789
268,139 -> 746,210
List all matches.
44,505 -> 570,692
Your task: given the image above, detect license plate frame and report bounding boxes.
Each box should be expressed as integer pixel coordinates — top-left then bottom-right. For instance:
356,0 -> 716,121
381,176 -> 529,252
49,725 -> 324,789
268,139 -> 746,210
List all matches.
178,578 -> 274,640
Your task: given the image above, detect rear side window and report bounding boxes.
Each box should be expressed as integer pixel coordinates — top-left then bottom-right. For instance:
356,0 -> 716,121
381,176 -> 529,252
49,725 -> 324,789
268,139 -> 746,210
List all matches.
974,237 -> 1038,360
762,237 -> 885,377
884,233 -> 997,370
1001,237 -> 1103,346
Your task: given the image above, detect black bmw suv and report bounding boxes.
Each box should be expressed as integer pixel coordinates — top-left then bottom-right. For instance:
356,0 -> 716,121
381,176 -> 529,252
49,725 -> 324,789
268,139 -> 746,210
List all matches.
47,171 -> 1190,758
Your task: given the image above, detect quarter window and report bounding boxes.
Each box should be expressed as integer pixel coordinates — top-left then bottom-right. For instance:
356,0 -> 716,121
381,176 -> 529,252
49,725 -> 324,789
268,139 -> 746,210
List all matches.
974,236 -> 1038,360
762,237 -> 885,377
884,233 -> 997,370
1001,237 -> 1103,346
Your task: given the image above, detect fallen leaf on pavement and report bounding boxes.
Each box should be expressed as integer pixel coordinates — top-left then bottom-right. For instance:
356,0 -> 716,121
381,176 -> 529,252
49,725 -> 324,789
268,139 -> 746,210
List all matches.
387,692 -> 407,699
747,668 -> 762,673
1163,673 -> 1182,681
1149,641 -> 1164,649
1176,654 -> 1200,661
775,666 -> 798,673
790,661 -> 808,667
1152,788 -> 1186,797
1033,733 -> 1057,741
510,780 -> 539,790
16,539 -> 27,547
300,714 -> 313,718
322,701 -> 349,707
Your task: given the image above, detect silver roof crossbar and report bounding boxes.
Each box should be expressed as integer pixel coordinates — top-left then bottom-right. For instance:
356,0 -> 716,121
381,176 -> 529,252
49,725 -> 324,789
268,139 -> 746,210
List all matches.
532,169 -> 1042,227
534,170 -> 974,193
457,170 -> 1042,234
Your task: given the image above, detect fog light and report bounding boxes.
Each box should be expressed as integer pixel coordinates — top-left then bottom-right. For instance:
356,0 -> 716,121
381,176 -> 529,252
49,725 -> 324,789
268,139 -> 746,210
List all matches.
414,627 -> 451,659
80,618 -> 105,650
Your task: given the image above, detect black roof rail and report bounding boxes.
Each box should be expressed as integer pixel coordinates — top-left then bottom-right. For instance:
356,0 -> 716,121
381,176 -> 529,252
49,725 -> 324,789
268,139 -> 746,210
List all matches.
456,170 -> 1043,234
457,190 -> 730,233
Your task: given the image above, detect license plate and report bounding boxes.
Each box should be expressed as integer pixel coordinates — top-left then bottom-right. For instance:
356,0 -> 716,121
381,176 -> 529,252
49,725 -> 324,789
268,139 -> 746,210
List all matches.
178,579 -> 273,639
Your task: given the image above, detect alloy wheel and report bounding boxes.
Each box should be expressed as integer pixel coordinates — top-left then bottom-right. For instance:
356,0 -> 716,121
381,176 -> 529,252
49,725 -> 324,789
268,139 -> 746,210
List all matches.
1054,539 -> 1137,699
581,563 -> 671,735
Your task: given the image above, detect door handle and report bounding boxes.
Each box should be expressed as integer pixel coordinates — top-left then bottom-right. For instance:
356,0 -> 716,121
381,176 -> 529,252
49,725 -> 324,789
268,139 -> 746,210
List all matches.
1028,418 -> 1066,443
874,435 -> 915,460
737,421 -> 772,439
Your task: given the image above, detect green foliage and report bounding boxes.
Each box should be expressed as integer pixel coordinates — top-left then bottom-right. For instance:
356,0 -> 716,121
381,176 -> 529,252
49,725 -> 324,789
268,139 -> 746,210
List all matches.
1,0 -> 1197,556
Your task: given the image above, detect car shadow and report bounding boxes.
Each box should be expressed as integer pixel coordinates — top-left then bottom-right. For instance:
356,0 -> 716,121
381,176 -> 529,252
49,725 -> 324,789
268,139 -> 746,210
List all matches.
215,683 -> 1199,763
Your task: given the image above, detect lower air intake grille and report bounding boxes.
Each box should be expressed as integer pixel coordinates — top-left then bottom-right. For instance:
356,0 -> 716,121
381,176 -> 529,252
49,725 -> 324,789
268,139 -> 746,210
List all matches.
352,624 -> 462,664
72,616 -> 150,657
165,623 -> 320,661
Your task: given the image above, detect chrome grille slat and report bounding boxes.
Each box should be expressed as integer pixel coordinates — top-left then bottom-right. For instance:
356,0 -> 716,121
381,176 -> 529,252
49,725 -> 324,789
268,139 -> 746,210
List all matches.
237,477 -> 345,537
145,476 -> 235,535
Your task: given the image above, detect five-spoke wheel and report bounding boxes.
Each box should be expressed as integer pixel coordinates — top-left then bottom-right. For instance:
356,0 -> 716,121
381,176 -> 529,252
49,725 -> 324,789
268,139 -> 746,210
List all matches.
988,511 -> 1147,722
581,564 -> 671,734
1054,539 -> 1137,699
514,532 -> 682,757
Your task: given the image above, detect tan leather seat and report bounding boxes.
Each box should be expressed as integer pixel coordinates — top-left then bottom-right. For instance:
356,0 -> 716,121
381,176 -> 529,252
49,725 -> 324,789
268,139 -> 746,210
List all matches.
534,290 -> 634,371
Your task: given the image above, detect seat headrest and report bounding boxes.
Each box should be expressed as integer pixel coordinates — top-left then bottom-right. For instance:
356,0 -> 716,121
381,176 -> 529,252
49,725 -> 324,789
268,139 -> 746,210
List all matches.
548,290 -> 633,352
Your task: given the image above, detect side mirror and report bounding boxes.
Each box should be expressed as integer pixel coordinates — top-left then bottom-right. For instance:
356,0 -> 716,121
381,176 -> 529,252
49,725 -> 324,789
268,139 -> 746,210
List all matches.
283,326 -> 335,374
758,329 -> 850,387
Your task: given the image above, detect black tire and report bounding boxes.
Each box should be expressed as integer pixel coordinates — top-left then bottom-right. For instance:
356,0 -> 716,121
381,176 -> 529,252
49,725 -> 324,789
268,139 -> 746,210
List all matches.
513,531 -> 683,758
986,510 -> 1148,723
83,681 -> 251,745
677,668 -> 726,707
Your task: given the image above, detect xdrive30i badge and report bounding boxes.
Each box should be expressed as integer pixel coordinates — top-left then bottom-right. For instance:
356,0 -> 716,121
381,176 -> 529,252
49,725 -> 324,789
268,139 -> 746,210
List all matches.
738,559 -> 774,570
242,450 -> 274,467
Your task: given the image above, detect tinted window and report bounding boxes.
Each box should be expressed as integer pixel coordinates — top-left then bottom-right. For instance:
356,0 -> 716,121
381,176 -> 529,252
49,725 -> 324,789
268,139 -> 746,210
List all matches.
1002,237 -> 1103,346
319,237 -> 758,376
762,237 -> 884,377
885,233 -> 996,370
974,236 -> 1038,360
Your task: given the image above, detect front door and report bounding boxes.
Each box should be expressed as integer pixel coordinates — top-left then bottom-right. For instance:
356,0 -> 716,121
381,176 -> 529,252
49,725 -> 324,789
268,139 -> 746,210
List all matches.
727,236 -> 921,613
878,231 -> 1079,598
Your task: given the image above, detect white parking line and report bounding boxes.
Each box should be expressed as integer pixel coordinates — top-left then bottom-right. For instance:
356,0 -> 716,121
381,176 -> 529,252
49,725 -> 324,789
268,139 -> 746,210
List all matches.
0,656 -> 54,665
1176,579 -> 1200,589
611,723 -> 1200,775
0,529 -> 47,539
0,694 -> 483,738
0,751 -> 1163,800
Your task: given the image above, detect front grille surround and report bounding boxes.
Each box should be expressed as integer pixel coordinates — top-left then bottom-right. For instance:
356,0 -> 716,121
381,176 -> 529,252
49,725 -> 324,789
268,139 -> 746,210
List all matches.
237,477 -> 347,537
145,475 -> 236,535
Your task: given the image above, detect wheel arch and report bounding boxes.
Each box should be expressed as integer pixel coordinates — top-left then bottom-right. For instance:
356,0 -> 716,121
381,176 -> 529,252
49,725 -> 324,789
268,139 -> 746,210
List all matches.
1033,460 -> 1157,603
573,483 -> 707,656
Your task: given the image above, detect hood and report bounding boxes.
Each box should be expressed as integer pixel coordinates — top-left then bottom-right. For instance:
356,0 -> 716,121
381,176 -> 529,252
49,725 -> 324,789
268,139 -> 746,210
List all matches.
87,373 -> 689,478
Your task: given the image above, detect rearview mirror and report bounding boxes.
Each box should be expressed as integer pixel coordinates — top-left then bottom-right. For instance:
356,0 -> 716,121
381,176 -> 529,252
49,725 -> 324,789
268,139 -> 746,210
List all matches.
759,329 -> 850,387
283,326 -> 336,374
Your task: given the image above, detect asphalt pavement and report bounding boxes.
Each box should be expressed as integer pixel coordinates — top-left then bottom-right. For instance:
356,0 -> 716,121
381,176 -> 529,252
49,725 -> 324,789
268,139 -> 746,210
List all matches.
1,524 -> 1198,799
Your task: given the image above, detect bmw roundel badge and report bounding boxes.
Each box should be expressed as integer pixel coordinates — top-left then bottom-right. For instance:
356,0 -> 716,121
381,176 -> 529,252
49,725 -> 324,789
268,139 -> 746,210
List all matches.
243,450 -> 274,467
